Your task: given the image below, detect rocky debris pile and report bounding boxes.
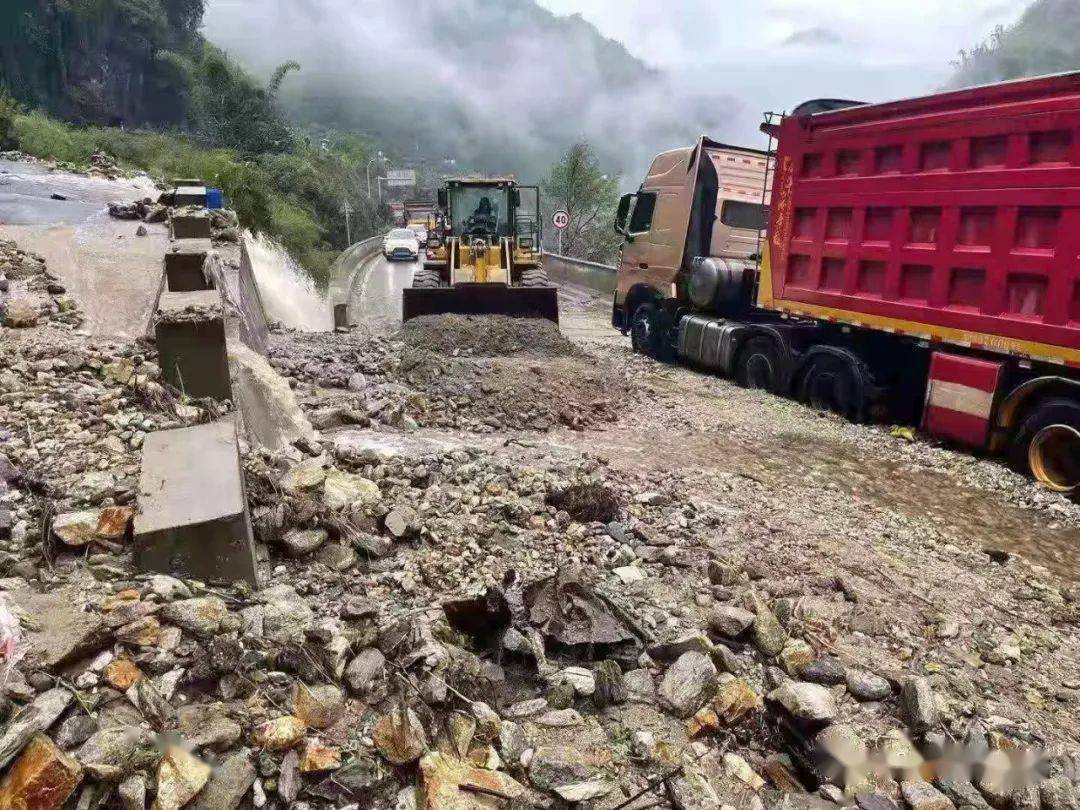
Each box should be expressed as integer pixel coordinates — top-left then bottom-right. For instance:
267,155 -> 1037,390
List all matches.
88,151 -> 121,179
0,239 -> 81,329
401,314 -> 582,358
0,418 -> 1076,810
107,198 -> 168,224
271,318 -> 630,433
0,327 -> 220,565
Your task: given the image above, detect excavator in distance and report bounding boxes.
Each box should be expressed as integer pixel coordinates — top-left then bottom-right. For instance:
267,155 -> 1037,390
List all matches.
402,178 -> 558,323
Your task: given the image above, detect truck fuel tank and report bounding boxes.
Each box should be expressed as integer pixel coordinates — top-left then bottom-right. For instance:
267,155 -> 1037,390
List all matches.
677,314 -> 748,373
687,257 -> 754,312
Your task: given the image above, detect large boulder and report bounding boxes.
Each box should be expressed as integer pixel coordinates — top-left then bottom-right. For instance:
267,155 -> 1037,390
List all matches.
658,652 -> 718,718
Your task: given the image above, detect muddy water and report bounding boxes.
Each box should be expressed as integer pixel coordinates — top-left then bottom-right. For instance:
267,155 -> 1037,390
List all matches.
245,232 -> 333,331
561,427 -> 1080,580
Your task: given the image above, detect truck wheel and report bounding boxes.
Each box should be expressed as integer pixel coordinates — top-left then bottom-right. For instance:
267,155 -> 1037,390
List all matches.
735,337 -> 783,393
1011,398 -> 1080,493
800,355 -> 861,421
519,266 -> 552,288
411,266 -> 442,289
630,302 -> 674,362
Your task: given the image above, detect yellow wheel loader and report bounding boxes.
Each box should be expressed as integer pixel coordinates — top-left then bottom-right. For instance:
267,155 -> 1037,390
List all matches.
403,178 -> 558,323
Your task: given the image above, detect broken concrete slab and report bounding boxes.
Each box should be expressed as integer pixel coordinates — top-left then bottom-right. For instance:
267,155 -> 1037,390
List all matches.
228,341 -> 316,453
154,290 -> 231,401
171,212 -> 212,241
133,421 -> 260,588
173,186 -> 208,207
164,240 -> 214,292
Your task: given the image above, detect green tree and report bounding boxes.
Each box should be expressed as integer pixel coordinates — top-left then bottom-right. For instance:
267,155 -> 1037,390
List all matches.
541,142 -> 622,264
187,46 -> 297,154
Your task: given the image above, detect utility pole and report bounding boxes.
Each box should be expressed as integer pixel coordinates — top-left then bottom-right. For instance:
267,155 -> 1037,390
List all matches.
341,200 -> 353,247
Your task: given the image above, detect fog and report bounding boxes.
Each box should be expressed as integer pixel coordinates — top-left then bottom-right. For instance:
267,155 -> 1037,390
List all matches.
203,0 -> 746,183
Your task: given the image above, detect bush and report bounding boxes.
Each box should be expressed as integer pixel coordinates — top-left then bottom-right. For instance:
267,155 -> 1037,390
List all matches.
0,94 -> 18,150
11,112 -> 98,164
7,110 -> 391,288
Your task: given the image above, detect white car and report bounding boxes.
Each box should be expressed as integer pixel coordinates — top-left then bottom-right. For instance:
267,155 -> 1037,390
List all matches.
383,228 -> 419,261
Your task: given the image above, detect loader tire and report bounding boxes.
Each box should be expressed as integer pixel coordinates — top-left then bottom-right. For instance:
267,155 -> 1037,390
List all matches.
519,266 -> 552,288
411,266 -> 443,289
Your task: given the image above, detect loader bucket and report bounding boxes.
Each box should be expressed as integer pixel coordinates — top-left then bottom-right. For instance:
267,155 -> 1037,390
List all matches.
402,283 -> 559,324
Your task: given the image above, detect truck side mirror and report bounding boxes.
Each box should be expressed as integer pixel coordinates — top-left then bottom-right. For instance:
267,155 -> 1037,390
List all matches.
511,188 -> 521,208
614,193 -> 634,235
437,189 -> 448,209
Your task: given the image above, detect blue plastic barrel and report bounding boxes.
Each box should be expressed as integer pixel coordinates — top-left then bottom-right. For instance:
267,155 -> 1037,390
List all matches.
207,188 -> 224,210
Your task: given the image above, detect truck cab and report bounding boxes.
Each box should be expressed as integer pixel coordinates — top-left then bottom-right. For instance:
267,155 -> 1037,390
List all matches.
612,137 -> 770,341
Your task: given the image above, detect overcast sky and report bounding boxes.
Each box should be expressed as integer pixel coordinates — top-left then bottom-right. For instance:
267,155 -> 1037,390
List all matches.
536,0 -> 1030,144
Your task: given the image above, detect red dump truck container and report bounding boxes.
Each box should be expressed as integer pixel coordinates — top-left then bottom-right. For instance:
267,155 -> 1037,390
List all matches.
765,75 -> 1080,368
612,75 -> 1080,492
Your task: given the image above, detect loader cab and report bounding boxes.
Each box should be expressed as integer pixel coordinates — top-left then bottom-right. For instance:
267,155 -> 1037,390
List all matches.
447,180 -> 513,240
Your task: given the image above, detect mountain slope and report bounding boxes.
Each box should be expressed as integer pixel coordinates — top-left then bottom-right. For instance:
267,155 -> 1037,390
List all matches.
951,0 -> 1080,88
203,0 -> 737,179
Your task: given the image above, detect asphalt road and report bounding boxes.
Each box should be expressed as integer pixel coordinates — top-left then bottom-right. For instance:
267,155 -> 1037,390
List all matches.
347,250 -> 412,330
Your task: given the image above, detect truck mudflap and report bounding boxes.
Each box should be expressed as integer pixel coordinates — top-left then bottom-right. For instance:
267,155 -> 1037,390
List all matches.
402,283 -> 559,324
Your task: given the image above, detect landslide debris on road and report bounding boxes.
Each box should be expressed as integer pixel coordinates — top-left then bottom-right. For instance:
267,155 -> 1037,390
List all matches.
402,313 -> 583,358
272,314 -> 632,432
0,239 -> 82,330
1,228 -> 1080,810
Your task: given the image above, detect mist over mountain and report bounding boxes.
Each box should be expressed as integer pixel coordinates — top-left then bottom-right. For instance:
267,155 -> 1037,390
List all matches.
951,0 -> 1080,88
203,0 -> 741,181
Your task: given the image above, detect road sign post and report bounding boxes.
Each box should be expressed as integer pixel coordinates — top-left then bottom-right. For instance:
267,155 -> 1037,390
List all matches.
552,210 -> 570,255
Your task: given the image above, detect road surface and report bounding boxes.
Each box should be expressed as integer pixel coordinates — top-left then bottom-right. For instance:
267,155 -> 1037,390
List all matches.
344,249 -> 619,341
0,159 -> 169,337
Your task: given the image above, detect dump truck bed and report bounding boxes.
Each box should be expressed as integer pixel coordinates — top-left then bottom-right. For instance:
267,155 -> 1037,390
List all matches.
766,71 -> 1080,366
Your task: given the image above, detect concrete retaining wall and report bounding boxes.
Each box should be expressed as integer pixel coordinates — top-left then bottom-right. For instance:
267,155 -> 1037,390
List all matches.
543,252 -> 617,295
327,234 -> 385,327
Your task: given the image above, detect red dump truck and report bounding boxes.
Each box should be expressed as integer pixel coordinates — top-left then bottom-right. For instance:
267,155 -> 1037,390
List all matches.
613,73 -> 1080,493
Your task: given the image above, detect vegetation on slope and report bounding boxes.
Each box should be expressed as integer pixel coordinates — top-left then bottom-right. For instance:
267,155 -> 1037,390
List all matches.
952,0 -> 1080,88
0,1 -> 390,286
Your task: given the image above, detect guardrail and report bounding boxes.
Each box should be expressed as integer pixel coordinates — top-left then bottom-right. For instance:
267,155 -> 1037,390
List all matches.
327,234 -> 385,327
543,251 -> 617,295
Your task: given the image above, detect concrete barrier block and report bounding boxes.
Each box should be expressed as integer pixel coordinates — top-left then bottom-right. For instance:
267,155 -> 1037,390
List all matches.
333,303 -> 349,329
171,212 -> 212,240
155,290 -> 232,401
174,186 -> 208,207
133,421 -> 260,587
164,240 -> 214,292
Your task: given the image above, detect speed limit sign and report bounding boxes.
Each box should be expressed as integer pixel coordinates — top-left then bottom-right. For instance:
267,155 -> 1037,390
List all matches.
552,210 -> 570,230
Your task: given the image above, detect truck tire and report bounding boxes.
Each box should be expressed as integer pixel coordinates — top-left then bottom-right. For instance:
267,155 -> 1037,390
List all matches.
411,266 -> 443,289
799,354 -> 862,421
735,337 -> 784,393
1010,398 -> 1080,493
630,302 -> 674,362
519,266 -> 552,288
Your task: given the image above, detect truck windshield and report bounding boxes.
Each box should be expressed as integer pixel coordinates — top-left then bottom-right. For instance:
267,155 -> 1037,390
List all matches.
451,187 -> 509,238
721,200 -> 769,231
